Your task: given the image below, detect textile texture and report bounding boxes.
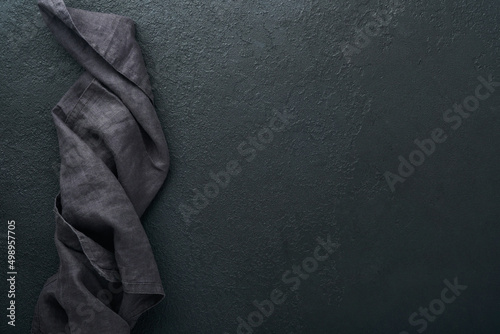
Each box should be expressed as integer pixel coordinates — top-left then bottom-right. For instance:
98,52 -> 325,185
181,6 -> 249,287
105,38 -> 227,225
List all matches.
31,0 -> 169,333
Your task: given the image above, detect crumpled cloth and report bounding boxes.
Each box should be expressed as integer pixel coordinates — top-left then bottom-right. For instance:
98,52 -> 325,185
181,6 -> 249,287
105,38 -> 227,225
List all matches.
31,1 -> 169,333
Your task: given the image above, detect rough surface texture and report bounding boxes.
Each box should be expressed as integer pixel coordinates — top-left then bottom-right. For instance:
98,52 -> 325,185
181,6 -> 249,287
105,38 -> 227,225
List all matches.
1,0 -> 499,333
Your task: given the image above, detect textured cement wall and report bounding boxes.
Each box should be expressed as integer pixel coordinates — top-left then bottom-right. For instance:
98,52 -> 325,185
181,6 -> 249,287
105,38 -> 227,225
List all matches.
1,0 -> 500,333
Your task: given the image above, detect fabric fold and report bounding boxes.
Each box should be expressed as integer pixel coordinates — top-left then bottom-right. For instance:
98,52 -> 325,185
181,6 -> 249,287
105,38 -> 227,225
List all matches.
32,1 -> 169,333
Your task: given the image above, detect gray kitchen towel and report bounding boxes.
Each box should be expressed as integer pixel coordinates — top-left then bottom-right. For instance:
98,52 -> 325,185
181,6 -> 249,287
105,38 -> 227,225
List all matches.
31,0 -> 169,333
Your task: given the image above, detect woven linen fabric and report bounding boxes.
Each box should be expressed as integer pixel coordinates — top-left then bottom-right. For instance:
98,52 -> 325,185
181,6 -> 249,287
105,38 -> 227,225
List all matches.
31,1 -> 169,333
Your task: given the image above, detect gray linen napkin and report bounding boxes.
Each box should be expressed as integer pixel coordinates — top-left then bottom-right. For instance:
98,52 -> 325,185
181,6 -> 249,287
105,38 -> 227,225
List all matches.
31,1 -> 169,333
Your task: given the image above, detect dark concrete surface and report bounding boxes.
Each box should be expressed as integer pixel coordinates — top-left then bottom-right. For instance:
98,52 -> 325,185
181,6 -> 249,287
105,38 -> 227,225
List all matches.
1,0 -> 500,333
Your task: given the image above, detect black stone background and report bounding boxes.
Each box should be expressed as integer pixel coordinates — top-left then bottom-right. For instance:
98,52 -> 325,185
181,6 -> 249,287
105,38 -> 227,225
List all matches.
1,0 -> 499,333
